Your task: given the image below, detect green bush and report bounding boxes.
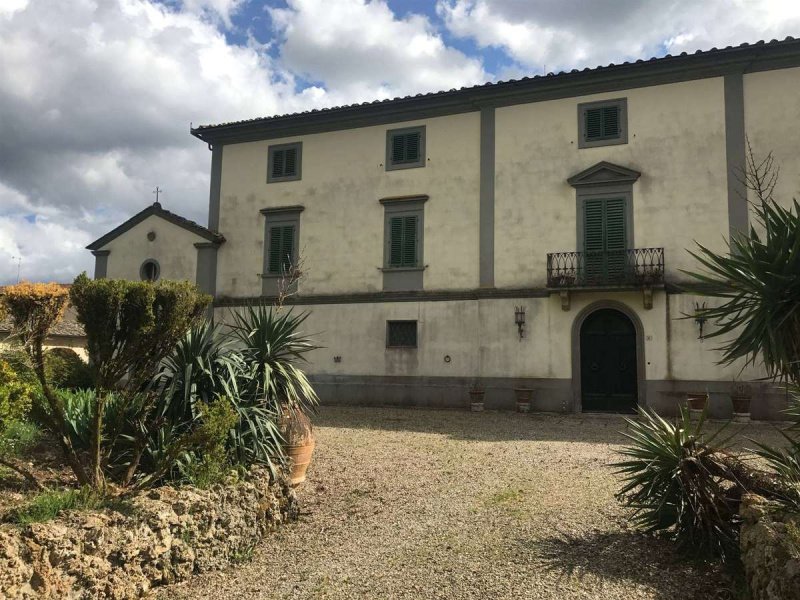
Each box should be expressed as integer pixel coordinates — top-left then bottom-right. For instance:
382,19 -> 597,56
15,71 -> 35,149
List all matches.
0,359 -> 35,428
44,348 -> 93,390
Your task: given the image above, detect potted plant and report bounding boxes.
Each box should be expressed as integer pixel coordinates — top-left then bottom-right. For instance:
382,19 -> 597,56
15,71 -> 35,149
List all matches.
280,405 -> 316,487
731,381 -> 752,422
686,392 -> 708,418
469,381 -> 485,412
514,387 -> 533,413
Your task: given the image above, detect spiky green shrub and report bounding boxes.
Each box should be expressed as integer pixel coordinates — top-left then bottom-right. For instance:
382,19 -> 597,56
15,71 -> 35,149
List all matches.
685,197 -> 800,385
616,407 -> 797,561
229,306 -> 319,416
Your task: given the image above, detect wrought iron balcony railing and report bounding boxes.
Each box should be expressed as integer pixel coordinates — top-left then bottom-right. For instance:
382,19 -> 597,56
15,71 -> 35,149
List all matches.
546,247 -> 665,289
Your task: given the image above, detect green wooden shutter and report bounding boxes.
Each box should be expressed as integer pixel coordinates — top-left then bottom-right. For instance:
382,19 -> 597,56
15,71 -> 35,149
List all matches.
604,198 -> 626,279
391,135 -> 405,164
284,147 -> 297,177
280,225 -> 294,272
585,108 -> 603,140
602,106 -> 620,138
585,105 -> 620,140
268,226 -> 282,273
268,225 -> 295,273
271,150 -> 285,179
388,215 -> 418,267
583,198 -> 627,282
402,215 -> 417,266
583,199 -> 605,282
389,217 -> 403,266
405,132 -> 420,162
391,132 -> 420,164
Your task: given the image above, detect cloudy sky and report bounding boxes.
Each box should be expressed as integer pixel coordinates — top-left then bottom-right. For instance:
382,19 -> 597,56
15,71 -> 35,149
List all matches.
1,0 -> 799,284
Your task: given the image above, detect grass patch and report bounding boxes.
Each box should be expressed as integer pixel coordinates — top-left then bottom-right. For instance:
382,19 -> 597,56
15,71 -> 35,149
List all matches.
8,486 -> 134,524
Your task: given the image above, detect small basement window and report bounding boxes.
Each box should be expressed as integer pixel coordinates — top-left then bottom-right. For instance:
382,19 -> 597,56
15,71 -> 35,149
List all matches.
578,99 -> 627,148
386,126 -> 425,170
267,142 -> 302,183
140,259 -> 160,282
386,320 -> 418,348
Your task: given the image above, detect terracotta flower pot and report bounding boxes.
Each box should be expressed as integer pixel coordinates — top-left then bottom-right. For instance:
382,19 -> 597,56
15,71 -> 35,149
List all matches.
514,387 -> 533,413
281,408 -> 316,487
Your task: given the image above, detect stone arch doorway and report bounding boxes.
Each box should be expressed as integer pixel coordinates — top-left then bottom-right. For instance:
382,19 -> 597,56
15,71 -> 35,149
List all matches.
571,301 -> 646,413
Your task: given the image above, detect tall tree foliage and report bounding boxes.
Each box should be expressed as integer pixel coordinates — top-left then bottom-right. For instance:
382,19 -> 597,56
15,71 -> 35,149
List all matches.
1,282 -> 90,484
69,274 -> 210,487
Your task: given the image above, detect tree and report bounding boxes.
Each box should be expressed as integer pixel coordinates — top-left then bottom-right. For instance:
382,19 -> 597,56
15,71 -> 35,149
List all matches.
1,282 -> 90,484
69,273 -> 210,488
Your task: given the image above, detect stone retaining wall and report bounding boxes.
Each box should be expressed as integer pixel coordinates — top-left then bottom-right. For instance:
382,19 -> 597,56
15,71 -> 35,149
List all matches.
740,494 -> 800,600
0,467 -> 297,599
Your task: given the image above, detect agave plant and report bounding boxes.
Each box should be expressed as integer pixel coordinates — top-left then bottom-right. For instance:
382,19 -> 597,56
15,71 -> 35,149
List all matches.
616,406 -> 797,560
229,305 -> 320,416
684,197 -> 800,385
615,407 -> 741,559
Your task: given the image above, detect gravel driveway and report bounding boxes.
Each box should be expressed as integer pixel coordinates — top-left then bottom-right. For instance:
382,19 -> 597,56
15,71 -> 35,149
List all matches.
161,407 -> 783,599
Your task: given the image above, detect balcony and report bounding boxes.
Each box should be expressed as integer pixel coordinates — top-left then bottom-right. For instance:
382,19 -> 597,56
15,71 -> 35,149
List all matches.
546,247 -> 665,289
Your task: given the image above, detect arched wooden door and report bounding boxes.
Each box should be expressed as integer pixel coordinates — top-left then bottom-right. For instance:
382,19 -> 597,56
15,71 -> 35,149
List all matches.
580,308 -> 637,412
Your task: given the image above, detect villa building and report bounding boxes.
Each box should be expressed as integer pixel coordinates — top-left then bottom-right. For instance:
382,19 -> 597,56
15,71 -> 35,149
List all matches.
87,38 -> 800,419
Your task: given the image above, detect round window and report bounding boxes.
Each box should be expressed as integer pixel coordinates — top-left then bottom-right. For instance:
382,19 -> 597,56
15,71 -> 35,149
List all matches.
140,259 -> 160,282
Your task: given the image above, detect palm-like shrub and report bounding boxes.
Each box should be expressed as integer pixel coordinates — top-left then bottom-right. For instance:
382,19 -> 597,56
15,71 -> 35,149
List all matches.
615,407 -> 740,559
684,147 -> 800,385
229,306 -> 319,416
616,407 -> 798,560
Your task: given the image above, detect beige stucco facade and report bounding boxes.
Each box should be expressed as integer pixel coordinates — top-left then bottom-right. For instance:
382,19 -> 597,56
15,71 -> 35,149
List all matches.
98,214 -> 203,283
217,111 -> 481,297
92,40 -> 800,419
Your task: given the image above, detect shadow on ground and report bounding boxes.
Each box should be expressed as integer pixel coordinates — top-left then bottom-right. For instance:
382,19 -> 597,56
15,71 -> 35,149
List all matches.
523,529 -> 737,600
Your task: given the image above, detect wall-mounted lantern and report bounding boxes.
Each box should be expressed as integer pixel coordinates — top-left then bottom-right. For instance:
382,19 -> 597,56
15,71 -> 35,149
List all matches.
514,306 -> 526,340
693,301 -> 708,340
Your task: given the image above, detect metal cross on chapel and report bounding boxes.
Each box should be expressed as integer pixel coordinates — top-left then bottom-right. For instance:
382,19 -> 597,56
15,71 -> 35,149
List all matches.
153,186 -> 163,202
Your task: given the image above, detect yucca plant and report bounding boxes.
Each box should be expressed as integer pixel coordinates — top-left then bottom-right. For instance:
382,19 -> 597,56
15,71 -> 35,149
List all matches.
683,149 -> 800,385
229,305 -> 320,416
616,407 -> 796,560
615,407 -> 741,559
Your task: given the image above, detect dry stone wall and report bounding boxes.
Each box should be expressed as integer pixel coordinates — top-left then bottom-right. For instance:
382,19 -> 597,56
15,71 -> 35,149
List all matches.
0,467 -> 297,599
740,494 -> 800,600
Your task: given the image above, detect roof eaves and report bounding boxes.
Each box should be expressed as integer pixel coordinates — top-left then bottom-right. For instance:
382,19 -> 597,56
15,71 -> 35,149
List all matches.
190,37 -> 800,146
86,203 -> 224,251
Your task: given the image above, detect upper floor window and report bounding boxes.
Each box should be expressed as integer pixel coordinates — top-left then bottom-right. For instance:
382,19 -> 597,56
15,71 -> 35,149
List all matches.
267,142 -> 302,183
386,126 -> 425,170
260,205 -> 304,296
380,195 -> 427,291
578,99 -> 627,148
267,224 -> 295,274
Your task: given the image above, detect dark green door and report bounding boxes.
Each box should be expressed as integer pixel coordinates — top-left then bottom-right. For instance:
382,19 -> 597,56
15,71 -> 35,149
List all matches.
583,198 -> 627,284
580,309 -> 637,412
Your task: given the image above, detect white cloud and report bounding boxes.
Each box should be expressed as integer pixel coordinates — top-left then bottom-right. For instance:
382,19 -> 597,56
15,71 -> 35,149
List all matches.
0,0 -> 298,284
180,0 -> 244,27
269,0 -> 487,102
438,0 -> 800,72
